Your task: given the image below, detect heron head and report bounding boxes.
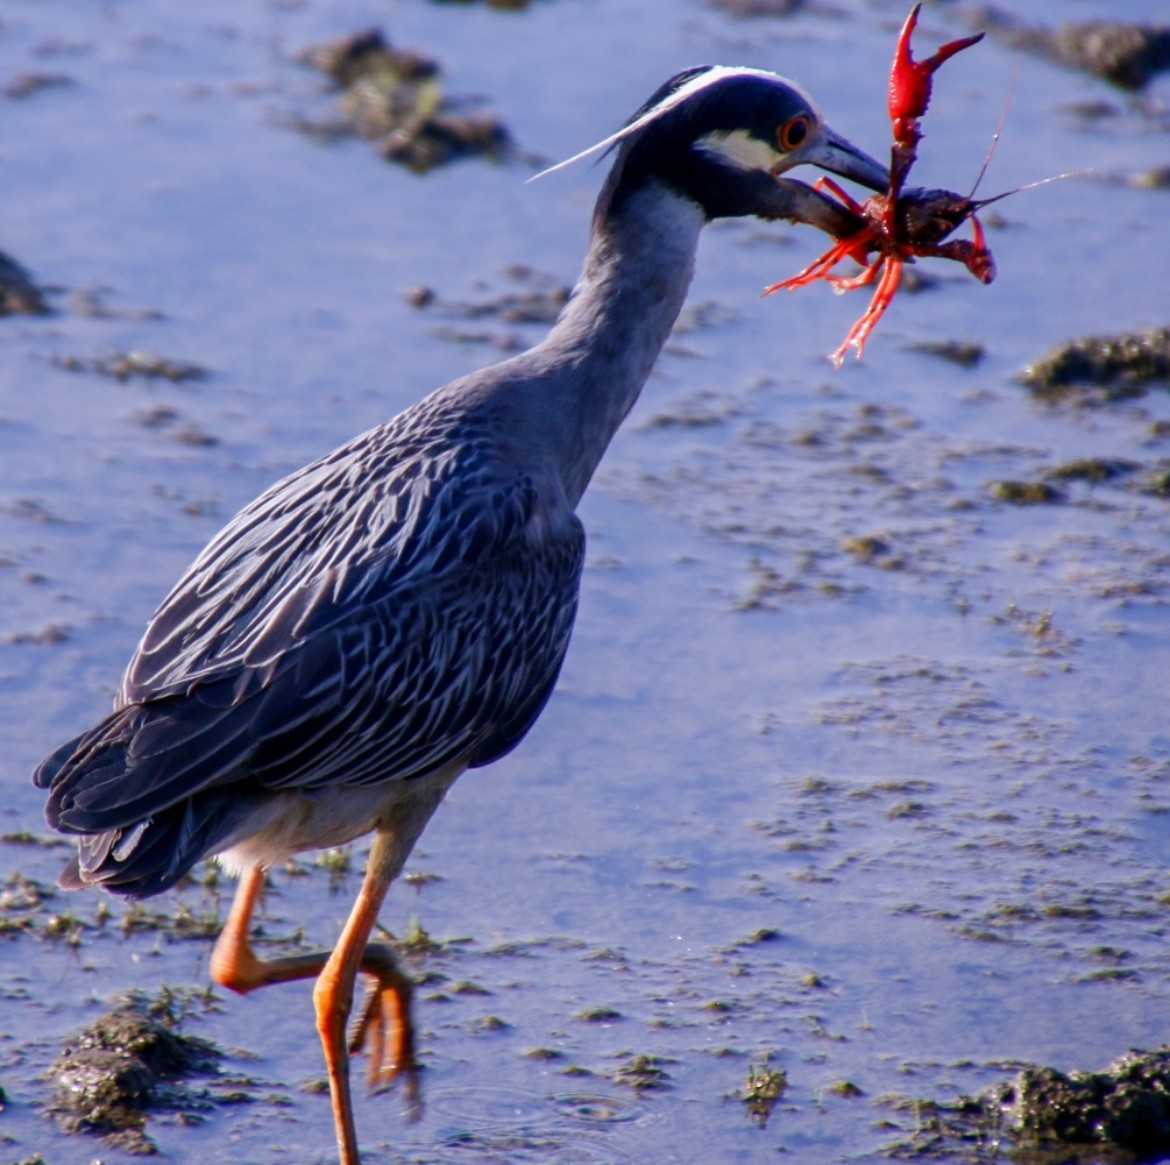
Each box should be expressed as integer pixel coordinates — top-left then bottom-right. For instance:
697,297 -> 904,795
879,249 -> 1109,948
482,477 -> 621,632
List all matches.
538,66 -> 888,230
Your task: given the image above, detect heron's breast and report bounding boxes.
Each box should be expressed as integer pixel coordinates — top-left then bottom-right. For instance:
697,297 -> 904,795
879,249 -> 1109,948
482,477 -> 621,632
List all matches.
212,761 -> 468,876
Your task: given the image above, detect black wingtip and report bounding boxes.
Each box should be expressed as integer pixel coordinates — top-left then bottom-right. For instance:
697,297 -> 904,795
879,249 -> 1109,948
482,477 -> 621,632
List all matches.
32,733 -> 84,790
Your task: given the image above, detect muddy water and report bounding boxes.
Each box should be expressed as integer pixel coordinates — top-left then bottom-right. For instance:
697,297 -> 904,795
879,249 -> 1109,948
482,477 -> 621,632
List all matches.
2,0 -> 1169,1162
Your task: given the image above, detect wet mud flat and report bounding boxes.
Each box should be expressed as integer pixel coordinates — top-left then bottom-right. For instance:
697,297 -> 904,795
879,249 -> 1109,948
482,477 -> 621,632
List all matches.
2,0 -> 1170,1162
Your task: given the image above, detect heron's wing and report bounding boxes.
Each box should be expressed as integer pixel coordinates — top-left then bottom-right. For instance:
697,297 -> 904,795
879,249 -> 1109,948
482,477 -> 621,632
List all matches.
121,410 -> 521,701
40,418 -> 585,834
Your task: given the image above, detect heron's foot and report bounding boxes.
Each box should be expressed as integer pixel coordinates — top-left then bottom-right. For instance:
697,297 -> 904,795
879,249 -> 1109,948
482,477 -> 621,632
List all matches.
347,942 -> 421,1113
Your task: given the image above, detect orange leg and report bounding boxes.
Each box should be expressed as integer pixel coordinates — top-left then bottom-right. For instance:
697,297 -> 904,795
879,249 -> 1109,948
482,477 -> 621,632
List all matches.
348,947 -> 417,1094
210,844 -> 418,1165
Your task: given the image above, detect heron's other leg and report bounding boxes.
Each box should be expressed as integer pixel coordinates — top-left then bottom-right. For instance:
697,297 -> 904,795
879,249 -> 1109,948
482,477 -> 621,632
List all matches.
209,861 -> 419,1093
209,864 -> 401,986
348,946 -> 417,1093
209,864 -> 274,990
313,829 -> 408,1165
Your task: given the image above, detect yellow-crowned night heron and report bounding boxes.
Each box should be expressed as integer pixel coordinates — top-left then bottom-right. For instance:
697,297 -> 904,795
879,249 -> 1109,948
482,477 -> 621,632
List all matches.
35,66 -> 886,1165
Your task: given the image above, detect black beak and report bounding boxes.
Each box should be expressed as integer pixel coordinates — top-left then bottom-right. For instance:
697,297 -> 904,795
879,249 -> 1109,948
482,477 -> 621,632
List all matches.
758,178 -> 874,238
806,127 -> 889,193
755,124 -> 887,237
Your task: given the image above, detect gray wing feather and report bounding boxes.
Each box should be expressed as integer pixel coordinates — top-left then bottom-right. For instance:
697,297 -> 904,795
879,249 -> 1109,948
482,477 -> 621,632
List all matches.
44,401 -> 584,835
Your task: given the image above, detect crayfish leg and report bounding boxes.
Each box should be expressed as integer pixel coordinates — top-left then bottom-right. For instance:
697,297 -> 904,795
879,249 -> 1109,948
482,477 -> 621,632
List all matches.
826,255 -> 884,293
762,236 -> 866,295
812,175 -> 868,217
966,214 -> 995,283
832,255 -> 904,366
918,235 -> 996,285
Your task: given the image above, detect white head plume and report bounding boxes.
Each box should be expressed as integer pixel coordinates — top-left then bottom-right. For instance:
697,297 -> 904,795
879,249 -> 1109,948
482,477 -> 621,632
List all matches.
527,66 -> 805,183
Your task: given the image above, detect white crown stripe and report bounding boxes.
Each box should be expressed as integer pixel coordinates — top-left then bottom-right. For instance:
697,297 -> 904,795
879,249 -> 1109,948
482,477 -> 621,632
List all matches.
528,66 -> 807,183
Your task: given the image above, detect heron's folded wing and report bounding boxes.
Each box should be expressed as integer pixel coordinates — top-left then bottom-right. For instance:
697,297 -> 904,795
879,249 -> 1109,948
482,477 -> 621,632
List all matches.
40,441 -> 585,834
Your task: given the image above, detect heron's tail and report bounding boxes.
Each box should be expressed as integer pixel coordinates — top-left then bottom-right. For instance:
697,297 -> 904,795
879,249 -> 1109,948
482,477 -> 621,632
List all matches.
33,706 -> 258,898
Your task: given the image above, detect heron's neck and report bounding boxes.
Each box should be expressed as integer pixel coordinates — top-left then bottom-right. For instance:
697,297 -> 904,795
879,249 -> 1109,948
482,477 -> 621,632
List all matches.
518,184 -> 705,508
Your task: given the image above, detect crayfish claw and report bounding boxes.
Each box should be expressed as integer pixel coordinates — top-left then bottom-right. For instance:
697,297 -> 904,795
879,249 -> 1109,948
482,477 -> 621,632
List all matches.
889,3 -> 986,133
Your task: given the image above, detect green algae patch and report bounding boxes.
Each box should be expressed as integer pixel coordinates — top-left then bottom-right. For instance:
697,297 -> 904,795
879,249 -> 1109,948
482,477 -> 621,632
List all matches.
989,480 -> 1065,505
1046,457 -> 1140,484
52,350 -> 207,384
739,1057 -> 787,1127
841,534 -> 905,570
1141,464 -> 1170,498
612,1053 -> 672,1091
407,265 -> 572,349
908,339 -> 985,367
575,1006 -> 623,1024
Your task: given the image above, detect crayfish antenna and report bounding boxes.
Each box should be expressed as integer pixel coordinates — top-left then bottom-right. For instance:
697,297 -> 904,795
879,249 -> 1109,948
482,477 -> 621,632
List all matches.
965,52 -> 1084,214
967,54 -> 1019,201
970,170 -> 1085,213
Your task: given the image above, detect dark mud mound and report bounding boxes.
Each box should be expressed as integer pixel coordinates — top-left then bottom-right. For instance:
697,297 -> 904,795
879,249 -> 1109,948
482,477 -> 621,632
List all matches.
1021,326 -> 1170,404
48,990 -> 222,1154
963,8 -> 1170,90
885,1048 -> 1170,1163
0,251 -> 49,316
997,1049 -> 1170,1163
296,28 -> 511,172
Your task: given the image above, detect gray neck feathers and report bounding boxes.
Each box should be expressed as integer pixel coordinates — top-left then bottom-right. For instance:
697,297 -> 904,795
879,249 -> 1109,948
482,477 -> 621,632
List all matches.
488,183 -> 705,509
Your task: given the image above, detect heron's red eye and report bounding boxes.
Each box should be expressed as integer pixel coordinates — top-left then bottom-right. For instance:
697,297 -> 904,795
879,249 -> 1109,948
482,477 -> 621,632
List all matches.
776,114 -> 811,152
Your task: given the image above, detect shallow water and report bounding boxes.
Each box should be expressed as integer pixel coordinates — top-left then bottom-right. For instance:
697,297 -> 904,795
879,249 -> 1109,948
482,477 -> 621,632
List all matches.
2,0 -> 1169,1162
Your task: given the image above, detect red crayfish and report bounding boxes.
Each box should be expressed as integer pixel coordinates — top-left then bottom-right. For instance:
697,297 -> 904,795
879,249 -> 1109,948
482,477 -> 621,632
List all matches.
768,4 -> 1000,366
